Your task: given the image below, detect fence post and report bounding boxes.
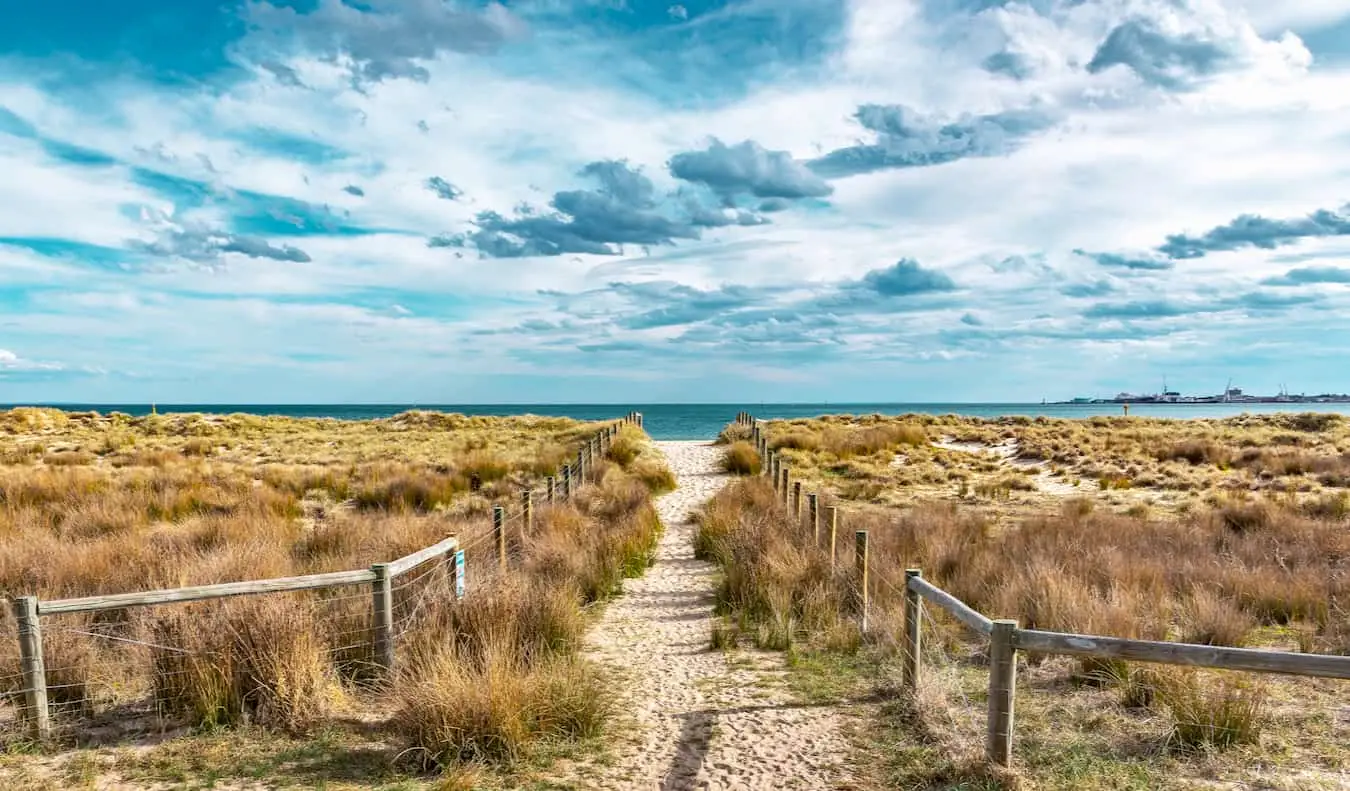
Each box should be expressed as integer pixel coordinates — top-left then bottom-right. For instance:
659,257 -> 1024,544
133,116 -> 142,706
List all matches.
792,481 -> 802,518
493,505 -> 507,570
988,619 -> 1018,767
903,569 -> 923,693
12,596 -> 49,741
577,447 -> 586,483
827,505 -> 839,567
769,453 -> 778,488
562,464 -> 572,499
371,564 -> 395,672
807,493 -> 819,543
855,530 -> 869,635
780,468 -> 789,505
546,476 -> 556,503
522,489 -> 533,535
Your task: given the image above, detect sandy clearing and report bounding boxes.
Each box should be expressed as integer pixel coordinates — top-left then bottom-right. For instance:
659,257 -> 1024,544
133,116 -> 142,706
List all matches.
567,441 -> 857,791
932,436 -> 1090,497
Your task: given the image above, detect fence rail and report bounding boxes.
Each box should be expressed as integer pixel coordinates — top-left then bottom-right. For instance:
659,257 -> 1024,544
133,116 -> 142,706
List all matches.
733,412 -> 1350,769
5,412 -> 643,742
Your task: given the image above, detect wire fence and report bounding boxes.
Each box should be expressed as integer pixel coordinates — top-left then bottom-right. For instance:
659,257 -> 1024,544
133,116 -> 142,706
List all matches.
1,415 -> 639,746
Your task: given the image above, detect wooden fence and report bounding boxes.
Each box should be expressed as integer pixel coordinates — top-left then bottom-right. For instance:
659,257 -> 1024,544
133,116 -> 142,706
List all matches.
733,412 -> 1350,768
6,413 -> 643,741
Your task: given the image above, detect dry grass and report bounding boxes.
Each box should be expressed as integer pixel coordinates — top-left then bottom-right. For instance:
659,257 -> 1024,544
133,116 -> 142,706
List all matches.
720,441 -> 762,475
762,411 -> 1350,519
0,408 -> 672,787
711,413 -> 1350,789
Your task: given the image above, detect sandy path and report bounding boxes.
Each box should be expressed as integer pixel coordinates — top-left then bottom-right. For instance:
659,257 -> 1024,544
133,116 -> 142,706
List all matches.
569,441 -> 855,791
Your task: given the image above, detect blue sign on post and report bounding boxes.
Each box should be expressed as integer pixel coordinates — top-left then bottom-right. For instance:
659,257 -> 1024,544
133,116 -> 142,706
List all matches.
454,550 -> 466,599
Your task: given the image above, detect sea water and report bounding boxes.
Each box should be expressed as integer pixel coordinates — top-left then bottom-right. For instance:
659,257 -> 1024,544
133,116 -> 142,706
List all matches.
9,402 -> 1350,440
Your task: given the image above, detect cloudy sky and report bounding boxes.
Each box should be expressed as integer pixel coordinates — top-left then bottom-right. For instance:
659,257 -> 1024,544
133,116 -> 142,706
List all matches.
2,0 -> 1349,404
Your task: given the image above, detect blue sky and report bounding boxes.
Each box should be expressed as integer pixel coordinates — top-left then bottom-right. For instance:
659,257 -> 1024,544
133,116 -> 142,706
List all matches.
2,0 -> 1350,404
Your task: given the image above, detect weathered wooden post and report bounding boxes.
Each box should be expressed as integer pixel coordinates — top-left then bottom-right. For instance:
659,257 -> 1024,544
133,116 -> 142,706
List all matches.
904,569 -> 923,692
988,620 -> 1019,767
493,505 -> 507,571
769,453 -> 778,488
780,467 -> 790,505
522,489 -> 533,535
546,476 -> 556,503
577,447 -> 587,483
792,481 -> 802,518
855,530 -> 870,634
562,464 -> 572,499
807,493 -> 819,542
12,596 -> 49,741
827,506 -> 839,566
371,564 -> 395,671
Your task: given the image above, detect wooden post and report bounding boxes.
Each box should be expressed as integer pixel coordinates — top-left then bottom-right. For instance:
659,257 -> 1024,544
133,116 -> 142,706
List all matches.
780,468 -> 789,504
904,569 -> 923,693
769,453 -> 778,488
808,493 -> 819,543
522,490 -> 533,535
792,481 -> 802,518
371,564 -> 395,672
577,447 -> 587,483
855,531 -> 869,634
12,596 -> 49,741
827,506 -> 839,567
493,505 -> 507,570
988,619 -> 1018,767
546,476 -> 556,503
562,464 -> 572,499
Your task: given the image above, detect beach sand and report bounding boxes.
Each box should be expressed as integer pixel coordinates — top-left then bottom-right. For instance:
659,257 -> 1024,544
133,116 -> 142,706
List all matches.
565,441 -> 857,790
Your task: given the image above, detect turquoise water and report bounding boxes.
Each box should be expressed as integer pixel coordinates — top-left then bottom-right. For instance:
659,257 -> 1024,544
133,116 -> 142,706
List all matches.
8,402 -> 1350,440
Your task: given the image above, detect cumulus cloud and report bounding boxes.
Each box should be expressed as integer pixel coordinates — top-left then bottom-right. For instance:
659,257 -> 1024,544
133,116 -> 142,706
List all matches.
1074,249 -> 1174,271
668,139 -> 833,203
243,0 -> 527,83
1087,17 -> 1234,89
425,176 -> 463,200
856,259 -> 958,296
1262,266 -> 1350,286
982,50 -> 1034,80
1158,205 -> 1350,259
130,208 -> 312,264
442,160 -> 704,257
807,104 -> 1058,179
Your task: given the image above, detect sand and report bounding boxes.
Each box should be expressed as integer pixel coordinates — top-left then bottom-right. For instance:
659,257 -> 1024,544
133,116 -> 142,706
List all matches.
568,441 -> 857,790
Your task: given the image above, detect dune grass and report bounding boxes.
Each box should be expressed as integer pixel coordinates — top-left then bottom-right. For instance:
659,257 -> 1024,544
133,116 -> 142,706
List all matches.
706,413 -> 1350,789
0,408 -> 673,788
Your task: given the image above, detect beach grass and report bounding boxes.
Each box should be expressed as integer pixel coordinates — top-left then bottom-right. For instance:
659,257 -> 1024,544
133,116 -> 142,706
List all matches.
706,412 -> 1350,789
0,406 -> 670,789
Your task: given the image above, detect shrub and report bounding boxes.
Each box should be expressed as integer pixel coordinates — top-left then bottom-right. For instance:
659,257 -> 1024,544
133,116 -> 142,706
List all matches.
1180,589 -> 1254,647
721,442 -> 761,476
629,455 -> 676,494
392,641 -> 609,768
148,599 -> 334,732
1154,669 -> 1267,751
716,423 -> 753,445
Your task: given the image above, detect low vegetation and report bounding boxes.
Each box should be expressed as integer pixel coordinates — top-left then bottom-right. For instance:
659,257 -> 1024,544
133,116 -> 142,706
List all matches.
764,411 -> 1350,519
0,408 -> 672,789
703,415 -> 1350,789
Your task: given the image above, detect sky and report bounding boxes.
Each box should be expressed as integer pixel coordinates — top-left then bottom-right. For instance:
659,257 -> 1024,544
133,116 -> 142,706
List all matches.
2,0 -> 1350,404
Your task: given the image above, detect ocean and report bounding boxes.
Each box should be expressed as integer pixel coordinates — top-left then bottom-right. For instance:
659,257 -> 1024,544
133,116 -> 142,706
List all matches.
8,402 -> 1350,440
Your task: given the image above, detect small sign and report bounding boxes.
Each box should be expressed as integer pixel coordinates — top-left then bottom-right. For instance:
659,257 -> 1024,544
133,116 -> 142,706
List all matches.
454,550 -> 466,599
